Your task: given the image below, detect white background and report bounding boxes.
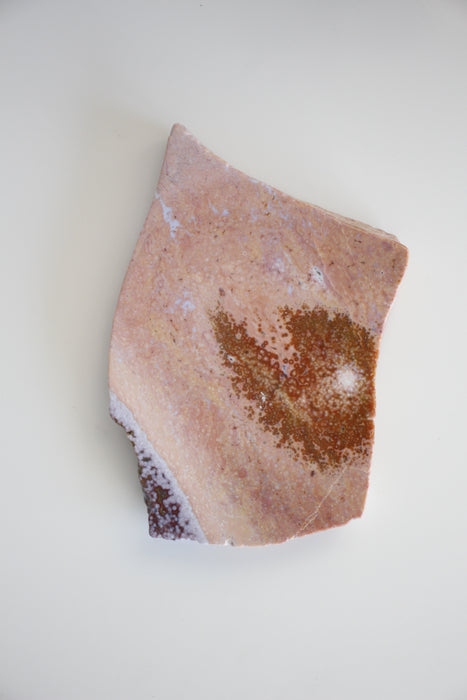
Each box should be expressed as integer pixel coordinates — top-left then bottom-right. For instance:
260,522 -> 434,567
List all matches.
1,1 -> 467,698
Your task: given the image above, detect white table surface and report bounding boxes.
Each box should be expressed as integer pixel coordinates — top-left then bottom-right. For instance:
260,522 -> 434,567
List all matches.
1,1 -> 466,698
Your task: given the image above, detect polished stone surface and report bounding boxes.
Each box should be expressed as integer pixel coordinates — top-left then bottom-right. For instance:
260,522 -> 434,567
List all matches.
109,125 -> 408,545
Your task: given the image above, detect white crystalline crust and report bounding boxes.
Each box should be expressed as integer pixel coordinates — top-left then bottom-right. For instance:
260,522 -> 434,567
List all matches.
109,391 -> 207,543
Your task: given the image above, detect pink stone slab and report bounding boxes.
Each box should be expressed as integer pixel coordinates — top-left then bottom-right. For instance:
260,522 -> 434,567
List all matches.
109,124 -> 408,546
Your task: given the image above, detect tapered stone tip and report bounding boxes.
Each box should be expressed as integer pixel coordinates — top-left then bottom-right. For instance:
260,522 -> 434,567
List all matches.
109,125 -> 408,546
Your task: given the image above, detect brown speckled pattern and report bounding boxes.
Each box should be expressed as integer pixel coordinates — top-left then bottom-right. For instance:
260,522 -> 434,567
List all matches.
210,303 -> 377,471
109,124 -> 408,546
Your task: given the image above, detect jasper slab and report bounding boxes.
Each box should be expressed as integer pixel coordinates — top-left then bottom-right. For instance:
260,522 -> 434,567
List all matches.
109,124 -> 408,546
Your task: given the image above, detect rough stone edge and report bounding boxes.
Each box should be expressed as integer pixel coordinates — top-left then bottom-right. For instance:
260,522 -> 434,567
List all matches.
170,123 -> 406,245
109,391 -> 208,544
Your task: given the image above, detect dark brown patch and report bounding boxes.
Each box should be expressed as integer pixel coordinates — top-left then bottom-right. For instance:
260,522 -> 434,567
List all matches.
111,417 -> 195,541
210,302 -> 377,471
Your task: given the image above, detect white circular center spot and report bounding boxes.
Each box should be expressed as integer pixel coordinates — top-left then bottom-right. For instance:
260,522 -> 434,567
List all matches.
335,367 -> 359,393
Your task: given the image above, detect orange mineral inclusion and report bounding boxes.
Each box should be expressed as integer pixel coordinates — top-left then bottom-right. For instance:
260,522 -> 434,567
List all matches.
210,302 -> 377,472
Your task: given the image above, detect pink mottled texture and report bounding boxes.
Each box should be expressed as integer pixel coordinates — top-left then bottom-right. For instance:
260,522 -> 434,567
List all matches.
109,124 -> 408,546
